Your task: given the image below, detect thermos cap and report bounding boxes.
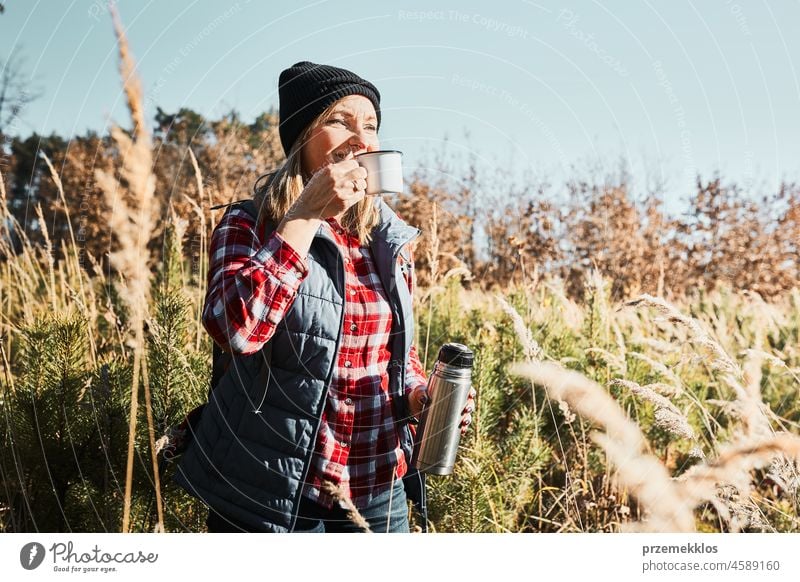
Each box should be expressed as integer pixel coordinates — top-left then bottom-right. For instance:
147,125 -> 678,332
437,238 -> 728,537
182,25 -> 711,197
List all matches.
437,343 -> 474,369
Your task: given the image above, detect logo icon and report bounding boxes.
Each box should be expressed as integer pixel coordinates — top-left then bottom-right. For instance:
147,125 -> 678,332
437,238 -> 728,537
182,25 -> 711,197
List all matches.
20,542 -> 46,570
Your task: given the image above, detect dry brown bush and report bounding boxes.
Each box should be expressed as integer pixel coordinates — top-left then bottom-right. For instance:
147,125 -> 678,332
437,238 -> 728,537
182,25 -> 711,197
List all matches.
4,125 -> 799,303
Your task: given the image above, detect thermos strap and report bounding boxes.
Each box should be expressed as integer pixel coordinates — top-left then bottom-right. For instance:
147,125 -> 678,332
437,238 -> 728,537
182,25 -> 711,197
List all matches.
402,468 -> 428,533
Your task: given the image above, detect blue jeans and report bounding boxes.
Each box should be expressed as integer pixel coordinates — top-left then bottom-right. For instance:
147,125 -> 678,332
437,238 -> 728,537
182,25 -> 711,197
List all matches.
293,478 -> 409,533
206,477 -> 410,533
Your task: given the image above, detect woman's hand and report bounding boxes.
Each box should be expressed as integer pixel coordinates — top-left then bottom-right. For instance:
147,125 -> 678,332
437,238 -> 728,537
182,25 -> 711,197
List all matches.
408,385 -> 477,436
288,159 -> 368,220
460,387 -> 477,435
407,385 -> 429,422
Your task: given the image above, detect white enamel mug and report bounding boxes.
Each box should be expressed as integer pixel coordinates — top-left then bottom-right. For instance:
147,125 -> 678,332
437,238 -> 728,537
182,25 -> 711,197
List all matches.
355,150 -> 403,195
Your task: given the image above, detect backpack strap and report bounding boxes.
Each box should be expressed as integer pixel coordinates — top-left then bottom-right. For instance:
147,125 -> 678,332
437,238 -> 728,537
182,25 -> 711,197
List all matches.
210,198 -> 258,217
208,195 -> 272,400
159,197 -> 269,466
209,342 -> 230,400
240,199 -> 258,218
207,197 -> 256,399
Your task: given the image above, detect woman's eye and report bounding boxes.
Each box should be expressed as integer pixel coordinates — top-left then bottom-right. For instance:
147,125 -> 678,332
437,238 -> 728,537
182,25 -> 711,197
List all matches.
328,118 -> 347,126
364,124 -> 377,132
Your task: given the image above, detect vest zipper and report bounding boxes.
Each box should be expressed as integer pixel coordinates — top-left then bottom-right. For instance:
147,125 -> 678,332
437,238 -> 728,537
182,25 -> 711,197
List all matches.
388,228 -> 421,453
289,237 -> 347,532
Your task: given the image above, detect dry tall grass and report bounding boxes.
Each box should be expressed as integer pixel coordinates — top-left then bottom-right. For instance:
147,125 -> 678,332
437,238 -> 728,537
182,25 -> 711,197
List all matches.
509,291 -> 800,532
92,8 -> 162,532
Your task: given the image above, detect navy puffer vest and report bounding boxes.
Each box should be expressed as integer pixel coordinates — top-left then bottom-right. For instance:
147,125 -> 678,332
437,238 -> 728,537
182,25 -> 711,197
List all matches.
175,197 -> 423,532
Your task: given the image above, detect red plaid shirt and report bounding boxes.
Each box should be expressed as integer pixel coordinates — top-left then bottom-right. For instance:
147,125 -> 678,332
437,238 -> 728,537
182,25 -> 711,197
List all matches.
202,205 -> 428,510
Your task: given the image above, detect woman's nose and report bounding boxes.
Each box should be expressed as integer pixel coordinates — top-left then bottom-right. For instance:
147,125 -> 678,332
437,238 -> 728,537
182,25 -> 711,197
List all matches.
349,128 -> 368,148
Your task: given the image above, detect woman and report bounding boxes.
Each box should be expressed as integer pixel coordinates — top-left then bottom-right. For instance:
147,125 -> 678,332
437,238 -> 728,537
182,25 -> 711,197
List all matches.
176,61 -> 475,533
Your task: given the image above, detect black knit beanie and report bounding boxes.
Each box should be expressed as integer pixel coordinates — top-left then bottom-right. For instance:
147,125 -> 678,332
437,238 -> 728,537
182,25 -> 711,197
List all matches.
278,61 -> 381,156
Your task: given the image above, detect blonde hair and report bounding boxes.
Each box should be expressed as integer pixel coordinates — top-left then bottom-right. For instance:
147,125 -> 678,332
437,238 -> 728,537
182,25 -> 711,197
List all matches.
254,101 -> 381,246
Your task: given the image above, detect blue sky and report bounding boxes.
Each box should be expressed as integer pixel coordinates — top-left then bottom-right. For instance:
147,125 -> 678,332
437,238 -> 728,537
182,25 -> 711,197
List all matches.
2,0 -> 799,211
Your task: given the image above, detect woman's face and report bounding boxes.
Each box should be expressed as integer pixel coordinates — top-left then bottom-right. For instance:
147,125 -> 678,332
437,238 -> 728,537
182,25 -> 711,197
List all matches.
300,94 -> 380,176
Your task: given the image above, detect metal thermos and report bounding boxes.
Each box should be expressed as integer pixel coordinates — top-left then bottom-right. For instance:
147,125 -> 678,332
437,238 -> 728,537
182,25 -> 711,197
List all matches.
412,343 -> 474,475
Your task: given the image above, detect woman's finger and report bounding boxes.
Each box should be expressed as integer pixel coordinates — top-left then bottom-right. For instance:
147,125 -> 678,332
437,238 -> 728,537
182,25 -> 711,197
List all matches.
333,159 -> 360,173
344,165 -> 368,181
408,386 -> 429,419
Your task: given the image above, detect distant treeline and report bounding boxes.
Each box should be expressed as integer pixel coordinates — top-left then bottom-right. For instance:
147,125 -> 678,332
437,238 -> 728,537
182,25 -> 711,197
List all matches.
1,107 -> 798,301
